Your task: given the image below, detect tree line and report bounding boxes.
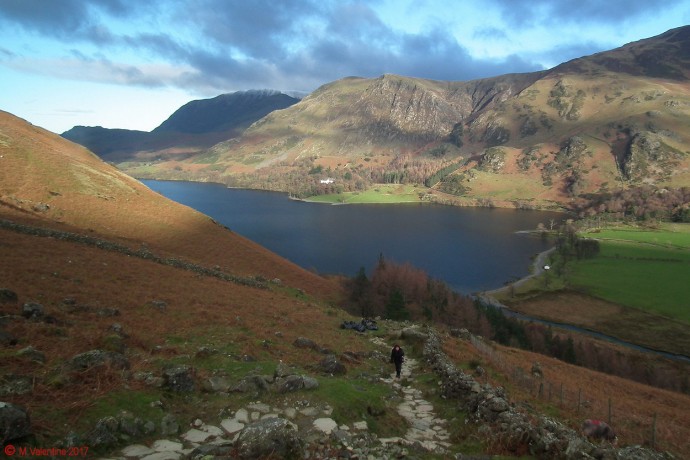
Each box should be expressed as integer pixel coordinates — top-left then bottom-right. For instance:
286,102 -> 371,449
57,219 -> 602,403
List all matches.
574,186 -> 690,222
342,250 -> 688,394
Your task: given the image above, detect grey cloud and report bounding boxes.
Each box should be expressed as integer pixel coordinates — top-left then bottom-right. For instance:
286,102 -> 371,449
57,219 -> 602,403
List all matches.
0,0 -> 624,97
183,0 -> 323,59
473,27 -> 509,41
0,0 -> 133,38
166,3 -> 543,93
0,47 -> 16,58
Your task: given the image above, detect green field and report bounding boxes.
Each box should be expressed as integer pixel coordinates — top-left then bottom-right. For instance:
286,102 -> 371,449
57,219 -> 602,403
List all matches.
570,224 -> 690,323
584,223 -> 690,249
305,184 -> 424,204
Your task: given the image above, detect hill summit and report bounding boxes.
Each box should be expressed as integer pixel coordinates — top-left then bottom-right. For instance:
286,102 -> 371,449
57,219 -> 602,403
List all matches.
61,90 -> 299,163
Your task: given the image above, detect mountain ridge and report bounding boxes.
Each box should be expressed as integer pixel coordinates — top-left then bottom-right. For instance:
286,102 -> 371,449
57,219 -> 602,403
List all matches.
61,89 -> 299,163
108,26 -> 690,210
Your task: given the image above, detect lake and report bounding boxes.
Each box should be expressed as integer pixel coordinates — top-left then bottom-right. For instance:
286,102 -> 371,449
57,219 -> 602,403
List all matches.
143,180 -> 564,294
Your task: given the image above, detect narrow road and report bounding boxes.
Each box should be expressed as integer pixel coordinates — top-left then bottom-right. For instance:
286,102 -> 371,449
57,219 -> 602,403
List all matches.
484,246 -> 556,296
477,247 -> 690,363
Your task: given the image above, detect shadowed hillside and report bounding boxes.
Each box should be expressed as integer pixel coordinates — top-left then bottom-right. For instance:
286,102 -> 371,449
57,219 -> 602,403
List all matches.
1,110 -> 335,298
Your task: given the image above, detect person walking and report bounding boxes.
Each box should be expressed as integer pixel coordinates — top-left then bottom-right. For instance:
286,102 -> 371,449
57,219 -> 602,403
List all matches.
390,344 -> 405,378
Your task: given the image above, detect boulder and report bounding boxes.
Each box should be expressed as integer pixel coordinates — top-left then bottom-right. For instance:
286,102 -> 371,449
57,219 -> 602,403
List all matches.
85,416 -> 119,448
318,355 -> 346,375
275,374 -> 319,393
117,411 -> 145,438
0,375 -> 33,396
21,302 -> 44,320
221,418 -> 245,435
231,375 -> 271,394
203,375 -> 231,393
195,346 -> 217,358
32,203 -> 50,212
66,349 -> 130,371
293,337 -> 319,350
189,443 -> 233,458
450,328 -> 473,340
121,444 -> 154,457
0,289 -> 18,304
162,365 -> 195,393
108,323 -> 128,338
302,376 -> 319,390
236,417 -> 303,459
615,445 -> 670,460
0,401 -> 31,443
313,418 -> 337,434
159,413 -> 179,436
17,346 -> 46,363
0,329 -> 18,347
276,375 -> 305,394
96,308 -> 120,317
274,360 -> 293,379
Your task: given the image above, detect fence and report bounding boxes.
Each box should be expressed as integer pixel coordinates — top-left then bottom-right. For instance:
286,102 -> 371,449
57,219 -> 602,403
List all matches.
469,335 -> 665,450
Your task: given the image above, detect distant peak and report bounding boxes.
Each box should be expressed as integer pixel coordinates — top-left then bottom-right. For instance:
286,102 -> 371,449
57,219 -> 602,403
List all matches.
232,89 -> 282,97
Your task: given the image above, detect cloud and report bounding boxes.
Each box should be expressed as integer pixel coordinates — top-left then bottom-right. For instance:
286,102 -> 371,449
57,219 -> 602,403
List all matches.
488,0 -> 687,25
1,0 -> 682,99
5,54 -> 190,88
0,0 -> 133,39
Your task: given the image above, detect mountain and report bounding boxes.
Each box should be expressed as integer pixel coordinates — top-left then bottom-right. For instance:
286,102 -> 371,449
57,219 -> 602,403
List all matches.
153,89 -> 299,134
61,89 -> 299,163
117,26 -> 690,210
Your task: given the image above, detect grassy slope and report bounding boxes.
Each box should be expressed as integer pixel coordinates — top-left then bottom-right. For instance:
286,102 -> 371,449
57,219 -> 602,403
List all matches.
3,109 -> 690,457
499,223 -> 690,356
0,220 -> 386,443
569,240 -> 690,322
305,184 -> 423,204
0,110 -> 337,299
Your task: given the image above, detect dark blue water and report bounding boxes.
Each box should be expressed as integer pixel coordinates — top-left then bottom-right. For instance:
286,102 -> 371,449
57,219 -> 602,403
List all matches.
143,180 -> 564,294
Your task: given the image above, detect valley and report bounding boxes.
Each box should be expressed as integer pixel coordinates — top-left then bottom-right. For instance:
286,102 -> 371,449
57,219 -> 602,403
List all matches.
1,24 -> 690,460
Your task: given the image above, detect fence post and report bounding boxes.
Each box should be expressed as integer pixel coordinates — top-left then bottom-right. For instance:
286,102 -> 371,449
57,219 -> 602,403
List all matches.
652,413 -> 657,449
577,388 -> 582,413
548,382 -> 552,402
538,382 -> 544,399
560,383 -> 564,405
608,398 -> 612,425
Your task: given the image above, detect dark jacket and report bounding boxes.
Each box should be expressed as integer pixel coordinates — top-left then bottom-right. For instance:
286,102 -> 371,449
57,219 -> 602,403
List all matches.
391,346 -> 405,364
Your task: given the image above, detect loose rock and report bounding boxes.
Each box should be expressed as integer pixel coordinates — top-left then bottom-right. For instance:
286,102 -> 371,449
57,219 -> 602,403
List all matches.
0,401 -> 31,443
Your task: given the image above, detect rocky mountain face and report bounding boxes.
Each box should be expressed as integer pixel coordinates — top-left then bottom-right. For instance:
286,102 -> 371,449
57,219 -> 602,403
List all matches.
61,90 -> 299,163
95,27 -> 690,209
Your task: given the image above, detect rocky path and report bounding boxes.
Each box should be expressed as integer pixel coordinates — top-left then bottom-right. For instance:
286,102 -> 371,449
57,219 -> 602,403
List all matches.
98,337 -> 453,459
372,337 -> 452,455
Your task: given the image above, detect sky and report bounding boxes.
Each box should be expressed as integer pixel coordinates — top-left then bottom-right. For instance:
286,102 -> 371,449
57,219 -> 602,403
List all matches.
1,0 -> 689,134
